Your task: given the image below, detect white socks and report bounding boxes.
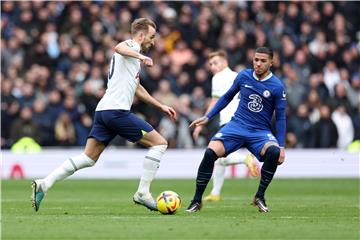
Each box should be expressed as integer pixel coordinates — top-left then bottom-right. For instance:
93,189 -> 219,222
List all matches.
40,153 -> 95,192
219,152 -> 246,166
211,160 -> 226,195
210,152 -> 247,195
137,144 -> 167,195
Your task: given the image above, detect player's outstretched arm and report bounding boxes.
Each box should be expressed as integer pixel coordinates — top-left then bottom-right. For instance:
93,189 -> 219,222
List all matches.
135,84 -> 177,121
114,42 -> 153,66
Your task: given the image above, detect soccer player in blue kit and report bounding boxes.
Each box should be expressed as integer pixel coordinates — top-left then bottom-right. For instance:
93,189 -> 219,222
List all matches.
31,18 -> 177,212
186,47 -> 286,213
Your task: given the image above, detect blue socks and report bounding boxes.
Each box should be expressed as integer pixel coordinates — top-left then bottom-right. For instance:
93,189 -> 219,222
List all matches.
193,148 -> 219,202
256,146 -> 280,199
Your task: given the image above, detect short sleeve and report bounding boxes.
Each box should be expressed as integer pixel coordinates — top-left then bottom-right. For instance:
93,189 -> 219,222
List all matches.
124,39 -> 140,52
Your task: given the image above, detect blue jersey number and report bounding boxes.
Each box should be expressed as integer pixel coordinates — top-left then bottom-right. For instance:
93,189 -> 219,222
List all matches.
108,56 -> 115,79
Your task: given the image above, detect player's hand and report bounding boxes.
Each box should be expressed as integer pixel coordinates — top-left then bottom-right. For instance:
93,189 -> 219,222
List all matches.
192,125 -> 203,140
189,116 -> 209,129
160,105 -> 177,121
278,148 -> 285,165
139,55 -> 153,67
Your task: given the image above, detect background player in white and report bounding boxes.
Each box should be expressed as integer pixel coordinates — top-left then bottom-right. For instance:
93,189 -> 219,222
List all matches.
192,50 -> 259,202
32,18 -> 177,212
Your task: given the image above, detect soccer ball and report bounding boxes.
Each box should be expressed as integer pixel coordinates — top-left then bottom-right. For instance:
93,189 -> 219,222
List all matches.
156,190 -> 181,214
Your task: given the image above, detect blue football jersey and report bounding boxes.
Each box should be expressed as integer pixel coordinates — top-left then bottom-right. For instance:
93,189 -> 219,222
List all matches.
207,69 -> 286,146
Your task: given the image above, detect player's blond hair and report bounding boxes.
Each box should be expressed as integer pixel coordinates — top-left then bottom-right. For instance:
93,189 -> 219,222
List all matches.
208,50 -> 228,60
131,18 -> 156,36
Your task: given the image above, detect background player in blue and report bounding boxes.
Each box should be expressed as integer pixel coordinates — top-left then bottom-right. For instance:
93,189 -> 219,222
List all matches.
32,18 -> 177,212
186,47 -> 286,213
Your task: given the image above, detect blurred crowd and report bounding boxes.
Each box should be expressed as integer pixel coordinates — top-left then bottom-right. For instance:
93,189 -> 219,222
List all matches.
1,1 -> 359,150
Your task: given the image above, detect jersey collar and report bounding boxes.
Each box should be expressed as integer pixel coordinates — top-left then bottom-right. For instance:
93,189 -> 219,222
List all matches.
252,70 -> 273,81
218,67 -> 231,74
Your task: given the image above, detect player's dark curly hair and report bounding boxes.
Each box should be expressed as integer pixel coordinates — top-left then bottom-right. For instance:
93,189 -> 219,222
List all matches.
255,47 -> 273,59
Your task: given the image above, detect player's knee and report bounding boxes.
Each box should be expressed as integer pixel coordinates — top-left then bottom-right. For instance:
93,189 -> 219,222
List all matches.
150,144 -> 168,153
154,135 -> 168,146
204,148 -> 219,163
265,146 -> 280,164
159,139 -> 168,146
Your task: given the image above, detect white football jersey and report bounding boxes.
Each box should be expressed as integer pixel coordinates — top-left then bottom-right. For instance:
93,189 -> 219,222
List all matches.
96,39 -> 141,111
211,67 -> 239,125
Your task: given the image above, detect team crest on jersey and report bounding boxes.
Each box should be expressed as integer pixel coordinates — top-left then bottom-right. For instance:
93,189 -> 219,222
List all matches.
248,94 -> 263,112
263,90 -> 271,98
215,133 -> 223,138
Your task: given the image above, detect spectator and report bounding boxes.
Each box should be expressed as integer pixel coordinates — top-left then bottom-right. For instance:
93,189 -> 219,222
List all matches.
310,104 -> 338,148
331,104 -> 354,148
323,61 -> 341,97
10,106 -> 41,144
288,104 -> 312,148
283,63 -> 306,111
74,113 -> 92,146
153,79 -> 177,108
54,112 -> 76,146
32,98 -> 55,146
1,1 -> 359,149
329,83 -> 354,115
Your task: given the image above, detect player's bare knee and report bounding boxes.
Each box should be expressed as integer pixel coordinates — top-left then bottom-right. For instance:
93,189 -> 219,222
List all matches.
153,136 -> 168,146
84,147 -> 103,162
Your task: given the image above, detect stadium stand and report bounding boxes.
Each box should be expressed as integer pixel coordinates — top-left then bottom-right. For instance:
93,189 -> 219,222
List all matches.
1,1 -> 359,149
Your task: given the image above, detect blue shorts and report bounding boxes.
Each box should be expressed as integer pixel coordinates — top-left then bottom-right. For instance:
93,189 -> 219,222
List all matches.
88,110 -> 153,145
211,120 -> 278,162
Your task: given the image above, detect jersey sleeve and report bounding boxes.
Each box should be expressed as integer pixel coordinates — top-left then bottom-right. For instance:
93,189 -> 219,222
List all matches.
124,39 -> 140,52
274,84 -> 287,147
206,72 -> 243,120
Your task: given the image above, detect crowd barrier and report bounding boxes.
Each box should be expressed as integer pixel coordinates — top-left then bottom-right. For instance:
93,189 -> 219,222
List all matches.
1,148 -> 359,179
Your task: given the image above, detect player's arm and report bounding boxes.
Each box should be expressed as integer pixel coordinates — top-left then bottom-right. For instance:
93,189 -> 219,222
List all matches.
274,87 -> 287,165
114,41 -> 153,66
135,84 -> 177,121
193,73 -> 225,139
192,97 -> 219,139
189,74 -> 241,129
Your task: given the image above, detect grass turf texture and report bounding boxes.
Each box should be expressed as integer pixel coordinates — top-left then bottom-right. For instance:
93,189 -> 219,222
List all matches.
2,179 -> 359,240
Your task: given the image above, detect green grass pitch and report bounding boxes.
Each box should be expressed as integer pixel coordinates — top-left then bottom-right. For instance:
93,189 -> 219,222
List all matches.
2,179 -> 359,240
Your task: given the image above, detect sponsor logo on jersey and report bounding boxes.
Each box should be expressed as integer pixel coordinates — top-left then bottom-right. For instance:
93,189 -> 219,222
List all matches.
244,84 -> 253,88
248,94 -> 263,112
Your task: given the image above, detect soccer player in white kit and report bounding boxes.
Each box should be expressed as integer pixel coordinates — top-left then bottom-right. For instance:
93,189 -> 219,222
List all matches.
32,18 -> 177,212
192,50 -> 259,202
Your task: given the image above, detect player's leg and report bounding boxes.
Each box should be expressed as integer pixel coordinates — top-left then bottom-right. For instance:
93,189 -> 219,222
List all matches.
32,138 -> 105,211
132,130 -> 167,211
186,140 -> 225,212
204,159 -> 225,202
135,130 -> 167,200
32,110 -> 113,211
253,142 -> 280,212
205,152 -> 259,202
219,151 -> 259,176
